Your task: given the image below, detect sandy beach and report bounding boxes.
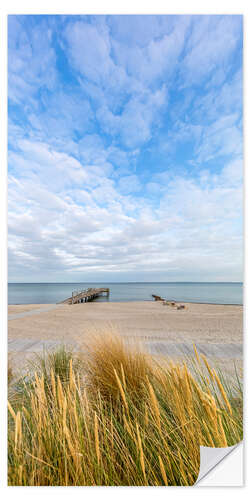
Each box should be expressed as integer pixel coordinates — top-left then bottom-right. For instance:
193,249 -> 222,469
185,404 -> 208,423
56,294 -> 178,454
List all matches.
8,301 -> 243,374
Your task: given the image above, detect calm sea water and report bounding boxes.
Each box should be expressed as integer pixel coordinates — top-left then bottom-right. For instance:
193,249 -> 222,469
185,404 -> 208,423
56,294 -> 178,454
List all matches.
8,282 -> 243,305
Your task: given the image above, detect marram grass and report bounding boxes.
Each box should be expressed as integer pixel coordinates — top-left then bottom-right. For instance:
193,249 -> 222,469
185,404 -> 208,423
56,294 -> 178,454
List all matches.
8,335 -> 243,486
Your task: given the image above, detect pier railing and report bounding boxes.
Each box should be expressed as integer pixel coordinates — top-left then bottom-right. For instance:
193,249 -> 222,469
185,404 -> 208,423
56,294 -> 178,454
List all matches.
59,288 -> 110,304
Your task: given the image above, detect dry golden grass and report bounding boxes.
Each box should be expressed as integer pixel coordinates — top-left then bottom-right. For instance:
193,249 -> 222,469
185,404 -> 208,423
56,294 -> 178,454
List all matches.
81,333 -> 151,403
8,334 -> 243,486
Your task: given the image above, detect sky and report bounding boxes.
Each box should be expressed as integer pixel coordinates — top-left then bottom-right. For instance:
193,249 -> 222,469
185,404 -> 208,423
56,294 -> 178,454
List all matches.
8,15 -> 243,283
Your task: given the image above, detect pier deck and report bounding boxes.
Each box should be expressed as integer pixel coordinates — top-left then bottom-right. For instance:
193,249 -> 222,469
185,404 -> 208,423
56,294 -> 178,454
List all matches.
59,288 -> 110,304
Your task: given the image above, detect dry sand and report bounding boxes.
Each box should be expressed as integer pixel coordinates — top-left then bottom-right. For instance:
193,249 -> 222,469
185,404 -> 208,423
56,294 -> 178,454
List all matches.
8,301 -> 243,375
8,300 -> 243,343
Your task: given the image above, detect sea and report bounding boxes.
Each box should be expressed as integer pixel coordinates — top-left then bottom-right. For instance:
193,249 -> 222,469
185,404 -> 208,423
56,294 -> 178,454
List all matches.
8,282 -> 243,305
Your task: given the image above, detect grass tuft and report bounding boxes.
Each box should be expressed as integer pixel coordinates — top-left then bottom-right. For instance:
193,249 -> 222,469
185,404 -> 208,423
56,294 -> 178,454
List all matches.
8,335 -> 243,486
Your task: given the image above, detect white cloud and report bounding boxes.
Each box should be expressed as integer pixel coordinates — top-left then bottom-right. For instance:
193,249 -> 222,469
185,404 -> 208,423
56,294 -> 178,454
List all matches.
96,86 -> 167,148
117,175 -> 141,194
195,114 -> 242,162
111,16 -> 190,85
8,17 -> 57,103
108,15 -> 166,48
64,21 -> 112,83
180,16 -> 242,86
8,136 -> 243,281
221,158 -> 242,186
63,17 -> 173,149
27,91 -> 94,145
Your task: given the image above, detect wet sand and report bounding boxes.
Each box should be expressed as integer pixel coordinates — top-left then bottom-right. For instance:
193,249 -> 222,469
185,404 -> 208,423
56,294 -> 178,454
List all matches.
8,301 -> 243,374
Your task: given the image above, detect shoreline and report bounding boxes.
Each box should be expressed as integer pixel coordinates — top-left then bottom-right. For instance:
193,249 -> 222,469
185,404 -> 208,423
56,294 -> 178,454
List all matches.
9,299 -> 243,307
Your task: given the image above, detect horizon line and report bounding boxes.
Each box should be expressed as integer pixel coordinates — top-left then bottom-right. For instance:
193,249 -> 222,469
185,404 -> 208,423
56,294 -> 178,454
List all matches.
8,281 -> 243,285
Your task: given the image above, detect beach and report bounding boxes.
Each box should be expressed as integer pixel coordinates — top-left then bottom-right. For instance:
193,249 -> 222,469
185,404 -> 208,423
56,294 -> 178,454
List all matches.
8,301 -> 243,374
8,299 -> 244,486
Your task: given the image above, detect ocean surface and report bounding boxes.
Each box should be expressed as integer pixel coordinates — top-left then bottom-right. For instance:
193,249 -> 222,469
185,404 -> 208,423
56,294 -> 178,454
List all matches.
8,282 -> 243,305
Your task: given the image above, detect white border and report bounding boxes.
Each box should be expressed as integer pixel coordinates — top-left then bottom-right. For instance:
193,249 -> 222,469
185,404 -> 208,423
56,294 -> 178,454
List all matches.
0,1 -> 248,14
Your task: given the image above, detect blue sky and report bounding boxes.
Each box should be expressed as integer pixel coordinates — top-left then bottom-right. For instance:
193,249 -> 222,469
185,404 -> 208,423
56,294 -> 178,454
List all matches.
8,15 -> 243,282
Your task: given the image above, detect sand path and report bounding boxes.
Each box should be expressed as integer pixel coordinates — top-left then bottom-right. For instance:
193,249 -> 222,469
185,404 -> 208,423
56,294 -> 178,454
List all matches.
8,304 -> 63,320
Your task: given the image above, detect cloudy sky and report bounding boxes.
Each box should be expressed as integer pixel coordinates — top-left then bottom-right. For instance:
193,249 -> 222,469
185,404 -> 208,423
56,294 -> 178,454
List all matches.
8,15 -> 243,283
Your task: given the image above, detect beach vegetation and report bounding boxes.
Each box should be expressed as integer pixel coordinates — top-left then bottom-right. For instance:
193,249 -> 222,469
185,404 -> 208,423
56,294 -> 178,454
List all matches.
8,334 -> 243,486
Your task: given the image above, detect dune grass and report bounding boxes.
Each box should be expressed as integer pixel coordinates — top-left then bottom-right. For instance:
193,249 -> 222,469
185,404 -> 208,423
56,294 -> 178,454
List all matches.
8,335 -> 243,486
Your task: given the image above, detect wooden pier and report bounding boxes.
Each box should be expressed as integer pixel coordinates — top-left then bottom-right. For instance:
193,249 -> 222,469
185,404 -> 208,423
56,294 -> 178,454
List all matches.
60,288 -> 110,305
